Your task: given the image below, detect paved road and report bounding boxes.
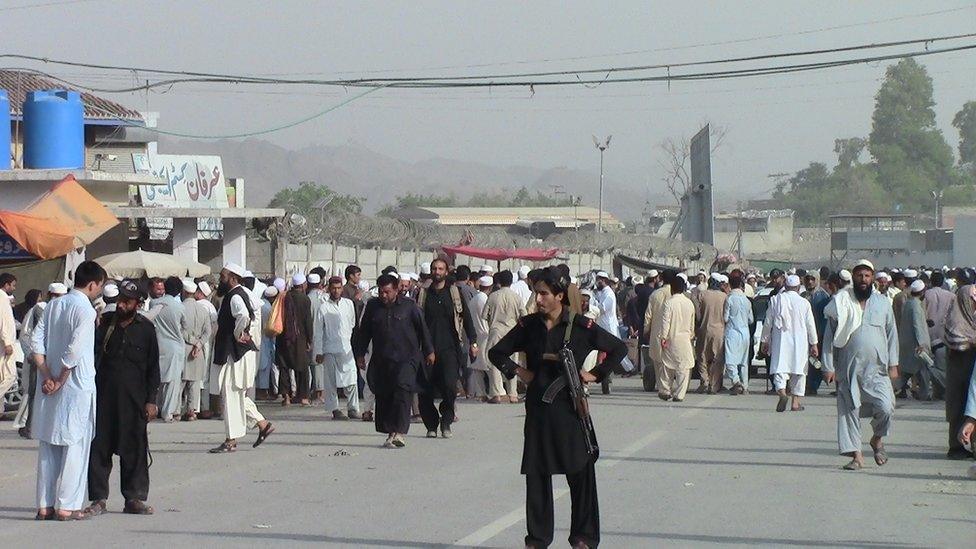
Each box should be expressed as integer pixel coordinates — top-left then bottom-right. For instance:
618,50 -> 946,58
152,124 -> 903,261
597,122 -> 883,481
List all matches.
1,378 -> 973,547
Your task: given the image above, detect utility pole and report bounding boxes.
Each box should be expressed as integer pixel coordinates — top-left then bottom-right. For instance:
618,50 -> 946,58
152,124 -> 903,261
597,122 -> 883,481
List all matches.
592,135 -> 611,233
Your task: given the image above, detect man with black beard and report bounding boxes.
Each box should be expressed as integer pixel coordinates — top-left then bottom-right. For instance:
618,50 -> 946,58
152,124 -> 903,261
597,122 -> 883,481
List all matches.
822,260 -> 899,470
416,259 -> 477,439
86,280 -> 160,516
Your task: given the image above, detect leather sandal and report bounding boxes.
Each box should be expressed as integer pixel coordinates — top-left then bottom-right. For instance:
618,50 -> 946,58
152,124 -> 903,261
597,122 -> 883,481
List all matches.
123,500 -> 154,515
86,500 -> 107,517
253,423 -> 275,448
56,510 -> 91,521
208,441 -> 238,453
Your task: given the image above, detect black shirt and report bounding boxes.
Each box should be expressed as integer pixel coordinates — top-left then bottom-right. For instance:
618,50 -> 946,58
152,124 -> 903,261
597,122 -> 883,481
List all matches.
95,312 -> 161,405
421,285 -> 476,352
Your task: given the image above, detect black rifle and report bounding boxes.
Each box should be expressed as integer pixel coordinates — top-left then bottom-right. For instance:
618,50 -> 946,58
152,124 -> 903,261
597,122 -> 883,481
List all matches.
559,315 -> 599,457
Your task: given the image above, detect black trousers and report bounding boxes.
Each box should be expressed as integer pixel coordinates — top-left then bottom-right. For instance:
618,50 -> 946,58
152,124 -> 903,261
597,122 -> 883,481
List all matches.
279,366 -> 309,401
88,410 -> 150,503
419,350 -> 460,431
946,348 -> 976,453
525,460 -> 600,548
374,387 -> 412,435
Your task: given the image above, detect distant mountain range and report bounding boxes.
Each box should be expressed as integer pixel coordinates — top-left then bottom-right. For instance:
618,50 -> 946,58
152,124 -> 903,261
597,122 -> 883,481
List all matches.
158,138 -> 661,220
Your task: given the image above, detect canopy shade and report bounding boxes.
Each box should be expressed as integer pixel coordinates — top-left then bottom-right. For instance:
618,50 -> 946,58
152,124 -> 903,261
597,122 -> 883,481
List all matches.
94,249 -> 206,279
0,175 -> 119,260
441,245 -> 561,262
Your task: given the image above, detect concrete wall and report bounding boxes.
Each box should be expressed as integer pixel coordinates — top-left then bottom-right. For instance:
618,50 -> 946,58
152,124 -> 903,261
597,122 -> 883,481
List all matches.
277,242 -> 700,284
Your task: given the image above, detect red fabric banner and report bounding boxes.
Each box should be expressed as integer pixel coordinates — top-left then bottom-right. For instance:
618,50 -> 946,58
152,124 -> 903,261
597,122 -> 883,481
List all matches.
441,245 -> 561,262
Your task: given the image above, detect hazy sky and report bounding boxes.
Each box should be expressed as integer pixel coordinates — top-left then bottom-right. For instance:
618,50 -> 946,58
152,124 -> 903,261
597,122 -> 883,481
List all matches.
5,0 -> 976,211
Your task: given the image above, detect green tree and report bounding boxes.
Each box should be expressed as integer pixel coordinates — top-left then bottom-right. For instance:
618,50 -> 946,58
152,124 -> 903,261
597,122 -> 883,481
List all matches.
268,181 -> 364,217
952,100 -> 976,165
868,58 -> 954,207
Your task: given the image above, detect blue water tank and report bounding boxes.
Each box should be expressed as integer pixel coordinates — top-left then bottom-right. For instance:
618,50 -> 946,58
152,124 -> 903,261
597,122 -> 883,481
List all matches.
0,90 -> 10,170
23,90 -> 85,169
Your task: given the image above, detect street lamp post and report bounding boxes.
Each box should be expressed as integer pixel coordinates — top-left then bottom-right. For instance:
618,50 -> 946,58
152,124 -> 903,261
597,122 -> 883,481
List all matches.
593,135 -> 611,234
931,189 -> 944,228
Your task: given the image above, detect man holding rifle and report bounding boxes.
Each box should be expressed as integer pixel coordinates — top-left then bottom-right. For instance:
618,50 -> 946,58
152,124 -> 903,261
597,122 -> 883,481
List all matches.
489,266 -> 626,549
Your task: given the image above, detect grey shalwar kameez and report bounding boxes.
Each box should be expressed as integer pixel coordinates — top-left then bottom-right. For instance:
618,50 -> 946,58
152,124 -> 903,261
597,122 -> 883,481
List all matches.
822,291 -> 898,455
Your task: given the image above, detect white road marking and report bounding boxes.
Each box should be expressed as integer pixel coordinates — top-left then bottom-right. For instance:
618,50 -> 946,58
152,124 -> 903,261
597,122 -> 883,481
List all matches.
452,394 -> 721,546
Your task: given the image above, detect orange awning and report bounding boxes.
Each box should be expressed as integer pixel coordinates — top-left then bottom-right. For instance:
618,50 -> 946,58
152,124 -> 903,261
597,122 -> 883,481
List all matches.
0,175 -> 119,260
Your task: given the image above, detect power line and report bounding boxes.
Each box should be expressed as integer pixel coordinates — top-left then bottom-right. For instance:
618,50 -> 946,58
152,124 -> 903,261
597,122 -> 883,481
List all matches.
0,0 -> 102,11
4,33 -> 975,92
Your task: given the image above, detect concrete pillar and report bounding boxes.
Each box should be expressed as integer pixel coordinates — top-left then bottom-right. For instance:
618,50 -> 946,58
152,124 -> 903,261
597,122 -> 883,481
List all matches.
222,217 -> 246,269
172,217 -> 198,263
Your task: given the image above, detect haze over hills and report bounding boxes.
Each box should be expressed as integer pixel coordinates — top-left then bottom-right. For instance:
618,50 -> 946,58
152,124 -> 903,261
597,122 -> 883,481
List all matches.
158,138 -> 668,220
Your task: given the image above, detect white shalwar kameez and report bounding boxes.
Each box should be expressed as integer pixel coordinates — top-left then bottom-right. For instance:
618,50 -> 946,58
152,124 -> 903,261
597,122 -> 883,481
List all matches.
762,290 -> 817,396
30,289 -> 97,511
218,291 -> 265,440
313,296 -> 359,413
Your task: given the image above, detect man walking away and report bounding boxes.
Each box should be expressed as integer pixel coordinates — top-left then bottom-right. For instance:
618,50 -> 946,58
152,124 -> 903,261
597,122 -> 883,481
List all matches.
277,274 -> 313,406
896,280 -> 933,400
724,271 -> 754,395
695,274 -> 728,394
659,275 -> 696,402
180,280 -> 211,421
762,275 -> 818,412
153,277 -> 186,422
86,280 -> 159,516
924,271 -> 953,400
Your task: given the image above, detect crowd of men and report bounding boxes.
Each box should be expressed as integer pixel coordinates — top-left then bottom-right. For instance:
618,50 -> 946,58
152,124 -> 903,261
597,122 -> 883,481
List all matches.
2,256 -> 975,532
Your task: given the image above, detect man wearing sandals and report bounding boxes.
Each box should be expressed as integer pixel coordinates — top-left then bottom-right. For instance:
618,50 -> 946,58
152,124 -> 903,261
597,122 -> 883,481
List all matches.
822,259 -> 899,470
209,264 -> 275,454
87,280 -> 159,516
30,261 -> 106,520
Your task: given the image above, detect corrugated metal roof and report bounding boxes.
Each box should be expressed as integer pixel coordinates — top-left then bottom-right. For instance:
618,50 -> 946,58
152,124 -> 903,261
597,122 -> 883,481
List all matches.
0,69 -> 143,122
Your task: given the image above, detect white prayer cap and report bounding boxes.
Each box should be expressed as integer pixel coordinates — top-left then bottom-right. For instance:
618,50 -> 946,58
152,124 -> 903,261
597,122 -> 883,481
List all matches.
518,265 -> 530,278
409,273 -> 420,281
48,282 -> 67,295
197,281 -> 212,297
273,278 -> 286,292
719,274 -> 729,284
875,272 -> 891,281
903,269 -> 918,278
910,280 -> 926,293
710,273 -> 722,282
698,270 -> 707,275
478,275 -> 494,287
291,273 -> 307,286
785,274 -> 801,287
581,289 -> 594,299
243,270 -> 254,279
307,273 -> 322,284
357,280 -> 370,291
480,265 -> 494,274
891,268 -> 902,274
677,273 -> 689,282
923,270 -> 932,277
787,268 -> 797,275
420,263 -> 432,275
182,279 -> 198,293
632,276 -> 644,285
611,276 -> 619,283
746,272 -> 757,279
223,263 -> 246,278
840,269 -> 852,282
647,269 -> 659,278
263,286 -> 279,298
596,271 -> 610,280
103,284 -> 119,298
399,273 -> 411,281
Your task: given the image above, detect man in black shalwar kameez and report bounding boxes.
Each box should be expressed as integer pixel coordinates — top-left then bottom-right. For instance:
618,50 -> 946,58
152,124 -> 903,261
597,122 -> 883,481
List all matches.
489,267 -> 626,549
86,281 -> 160,516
